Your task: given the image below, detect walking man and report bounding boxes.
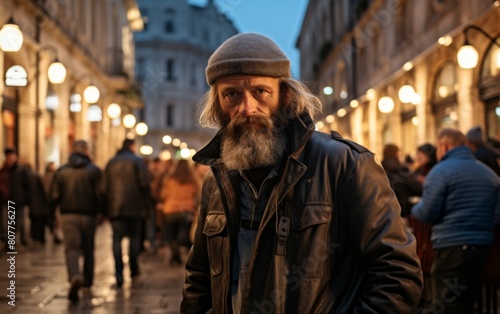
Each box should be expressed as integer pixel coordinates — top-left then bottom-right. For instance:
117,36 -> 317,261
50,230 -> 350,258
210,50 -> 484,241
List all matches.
102,138 -> 151,288
51,140 -> 102,302
181,33 -> 423,313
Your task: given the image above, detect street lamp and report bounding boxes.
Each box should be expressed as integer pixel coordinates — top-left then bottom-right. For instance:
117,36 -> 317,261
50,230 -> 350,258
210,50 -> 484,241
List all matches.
135,122 -> 148,136
47,60 -> 66,84
0,17 -> 23,52
39,45 -> 67,84
398,84 -> 416,103
378,96 -> 395,113
123,114 -> 136,128
83,85 -> 100,103
457,25 -> 500,69
107,103 -> 121,119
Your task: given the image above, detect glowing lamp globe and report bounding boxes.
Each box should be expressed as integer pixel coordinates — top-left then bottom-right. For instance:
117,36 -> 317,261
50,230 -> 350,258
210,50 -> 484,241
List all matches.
83,85 -> 100,103
47,61 -> 66,84
0,22 -> 23,52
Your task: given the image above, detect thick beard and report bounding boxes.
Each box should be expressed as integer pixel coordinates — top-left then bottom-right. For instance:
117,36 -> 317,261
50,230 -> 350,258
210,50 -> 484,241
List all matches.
221,115 -> 286,171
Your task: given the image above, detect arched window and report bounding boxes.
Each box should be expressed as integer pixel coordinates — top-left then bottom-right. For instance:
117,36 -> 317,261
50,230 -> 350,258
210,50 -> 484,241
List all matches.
431,62 -> 458,129
479,36 -> 500,141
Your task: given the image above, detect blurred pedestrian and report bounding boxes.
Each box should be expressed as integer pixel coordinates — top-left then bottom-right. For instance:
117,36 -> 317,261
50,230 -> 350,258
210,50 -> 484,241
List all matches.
158,159 -> 200,265
413,143 -> 438,182
145,157 -> 164,252
102,138 -> 151,288
408,143 -> 437,311
465,125 -> 500,176
25,163 -> 50,246
0,148 -> 31,248
42,162 -> 63,244
51,140 -> 103,302
189,164 -> 210,243
181,33 -> 422,313
412,128 -> 500,314
381,144 -> 422,216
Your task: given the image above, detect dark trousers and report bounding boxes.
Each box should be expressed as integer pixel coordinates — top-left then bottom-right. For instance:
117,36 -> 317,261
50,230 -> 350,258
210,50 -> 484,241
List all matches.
30,216 -> 47,243
111,218 -> 142,284
61,214 -> 96,287
429,245 -> 490,314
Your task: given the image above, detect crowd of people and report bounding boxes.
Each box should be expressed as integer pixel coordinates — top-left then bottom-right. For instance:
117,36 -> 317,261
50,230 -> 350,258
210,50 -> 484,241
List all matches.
0,32 -> 499,313
380,126 -> 500,313
0,138 -> 208,302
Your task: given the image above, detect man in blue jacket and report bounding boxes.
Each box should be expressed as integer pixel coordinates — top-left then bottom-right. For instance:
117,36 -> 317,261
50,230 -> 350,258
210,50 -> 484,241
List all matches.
412,128 -> 500,314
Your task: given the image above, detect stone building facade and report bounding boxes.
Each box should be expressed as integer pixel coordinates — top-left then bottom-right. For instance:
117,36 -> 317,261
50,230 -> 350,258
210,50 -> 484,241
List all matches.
0,0 -> 143,170
297,0 -> 500,158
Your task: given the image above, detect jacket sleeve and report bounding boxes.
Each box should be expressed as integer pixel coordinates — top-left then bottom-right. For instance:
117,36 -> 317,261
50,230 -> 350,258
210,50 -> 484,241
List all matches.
342,152 -> 423,313
50,170 -> 62,205
136,158 -> 151,198
411,170 -> 447,224
181,174 -> 216,313
93,167 -> 104,215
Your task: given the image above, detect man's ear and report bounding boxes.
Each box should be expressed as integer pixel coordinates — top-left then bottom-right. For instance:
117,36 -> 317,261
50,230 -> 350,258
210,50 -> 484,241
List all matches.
444,141 -> 453,153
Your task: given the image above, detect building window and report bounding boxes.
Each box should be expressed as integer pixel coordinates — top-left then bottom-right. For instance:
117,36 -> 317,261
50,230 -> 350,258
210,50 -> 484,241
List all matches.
136,57 -> 145,80
165,104 -> 174,127
164,8 -> 175,34
165,59 -> 175,81
431,62 -> 458,129
164,20 -> 175,33
480,38 -> 500,140
433,63 -> 457,100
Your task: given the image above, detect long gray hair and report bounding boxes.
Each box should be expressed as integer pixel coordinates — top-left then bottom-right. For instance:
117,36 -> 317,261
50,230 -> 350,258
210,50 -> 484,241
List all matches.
198,77 -> 323,129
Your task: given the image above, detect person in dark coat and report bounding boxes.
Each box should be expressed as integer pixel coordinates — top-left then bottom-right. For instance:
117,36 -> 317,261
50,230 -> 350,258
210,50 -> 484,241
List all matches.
466,126 -> 500,176
51,140 -> 103,302
25,163 -> 50,245
0,148 -> 31,248
381,144 -> 422,216
102,138 -> 151,288
42,162 -> 63,244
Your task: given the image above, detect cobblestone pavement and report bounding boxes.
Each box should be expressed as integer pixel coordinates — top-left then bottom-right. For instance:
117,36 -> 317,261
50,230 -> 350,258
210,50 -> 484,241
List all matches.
0,222 -> 185,313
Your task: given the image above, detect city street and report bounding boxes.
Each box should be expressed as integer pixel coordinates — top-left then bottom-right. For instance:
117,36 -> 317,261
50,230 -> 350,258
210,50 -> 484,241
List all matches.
0,223 -> 185,313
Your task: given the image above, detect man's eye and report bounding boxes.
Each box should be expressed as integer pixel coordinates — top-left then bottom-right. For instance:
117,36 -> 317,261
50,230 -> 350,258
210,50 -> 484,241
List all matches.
254,88 -> 266,95
225,91 -> 239,98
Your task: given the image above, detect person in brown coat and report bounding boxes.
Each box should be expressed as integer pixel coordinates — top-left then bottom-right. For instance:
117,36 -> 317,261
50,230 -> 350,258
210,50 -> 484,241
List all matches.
158,159 -> 200,265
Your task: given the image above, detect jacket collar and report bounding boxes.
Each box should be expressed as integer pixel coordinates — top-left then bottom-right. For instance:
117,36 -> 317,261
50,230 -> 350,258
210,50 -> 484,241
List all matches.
440,145 -> 474,162
193,112 -> 316,167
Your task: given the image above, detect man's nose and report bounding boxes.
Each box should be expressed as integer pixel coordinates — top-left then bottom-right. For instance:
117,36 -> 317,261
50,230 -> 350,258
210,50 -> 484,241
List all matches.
238,92 -> 256,116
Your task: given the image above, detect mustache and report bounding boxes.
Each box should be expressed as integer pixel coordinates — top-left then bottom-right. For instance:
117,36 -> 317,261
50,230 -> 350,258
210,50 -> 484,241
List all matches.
226,115 -> 273,135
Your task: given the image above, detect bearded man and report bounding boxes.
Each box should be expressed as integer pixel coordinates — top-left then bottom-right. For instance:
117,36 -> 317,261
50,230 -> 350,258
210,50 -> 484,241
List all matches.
181,33 -> 423,313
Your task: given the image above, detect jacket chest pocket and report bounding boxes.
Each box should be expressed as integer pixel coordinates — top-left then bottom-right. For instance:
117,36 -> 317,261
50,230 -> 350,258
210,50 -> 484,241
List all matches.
203,213 -> 228,277
287,204 -> 333,279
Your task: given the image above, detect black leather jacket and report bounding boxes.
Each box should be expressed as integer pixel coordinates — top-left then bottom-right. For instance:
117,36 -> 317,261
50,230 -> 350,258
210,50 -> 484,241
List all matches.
102,149 -> 150,219
51,153 -> 102,215
182,114 -> 423,313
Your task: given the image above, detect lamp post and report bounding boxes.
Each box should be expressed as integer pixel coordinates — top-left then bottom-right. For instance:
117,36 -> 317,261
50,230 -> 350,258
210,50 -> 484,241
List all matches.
457,25 -> 500,69
33,17 -> 67,171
